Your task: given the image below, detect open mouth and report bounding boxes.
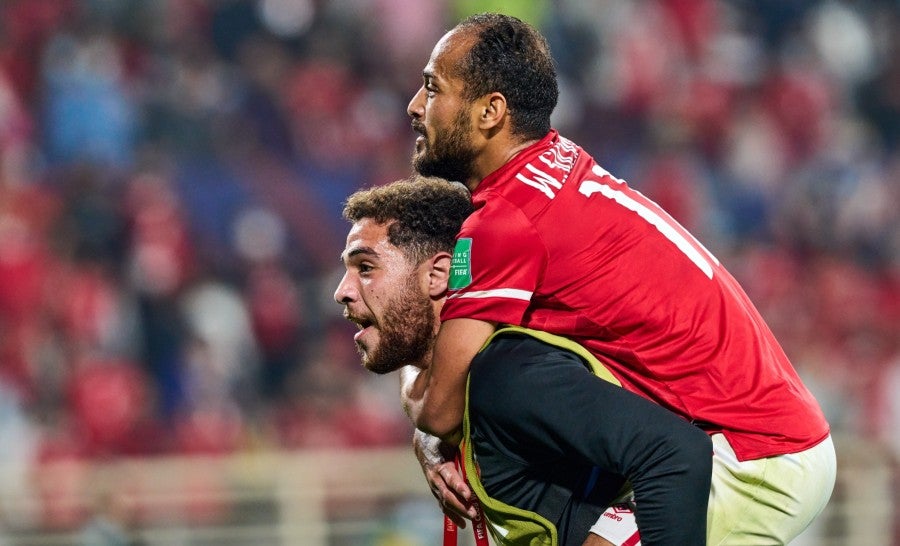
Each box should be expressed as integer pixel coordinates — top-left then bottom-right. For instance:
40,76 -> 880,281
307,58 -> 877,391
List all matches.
410,123 -> 427,152
346,313 -> 375,341
412,123 -> 427,143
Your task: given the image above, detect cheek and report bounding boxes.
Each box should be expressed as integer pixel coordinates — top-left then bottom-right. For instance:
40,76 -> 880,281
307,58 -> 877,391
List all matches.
356,282 -> 376,306
425,101 -> 451,127
360,281 -> 391,315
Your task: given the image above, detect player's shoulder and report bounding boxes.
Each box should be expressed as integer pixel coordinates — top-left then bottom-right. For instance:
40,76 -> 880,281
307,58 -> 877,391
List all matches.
463,193 -> 537,245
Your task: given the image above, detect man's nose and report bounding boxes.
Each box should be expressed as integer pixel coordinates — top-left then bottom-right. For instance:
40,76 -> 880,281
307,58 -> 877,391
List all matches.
333,274 -> 357,304
407,87 -> 425,119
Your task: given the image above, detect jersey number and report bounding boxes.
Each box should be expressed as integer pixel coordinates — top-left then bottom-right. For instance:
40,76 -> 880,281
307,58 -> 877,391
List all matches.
578,165 -> 719,279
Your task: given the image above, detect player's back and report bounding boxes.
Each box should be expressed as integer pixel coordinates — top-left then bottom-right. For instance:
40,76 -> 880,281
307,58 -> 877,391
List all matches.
463,131 -> 829,460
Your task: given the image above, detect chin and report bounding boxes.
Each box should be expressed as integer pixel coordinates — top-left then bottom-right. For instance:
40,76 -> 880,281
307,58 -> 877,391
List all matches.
412,152 -> 427,172
360,354 -> 382,373
356,341 -> 373,359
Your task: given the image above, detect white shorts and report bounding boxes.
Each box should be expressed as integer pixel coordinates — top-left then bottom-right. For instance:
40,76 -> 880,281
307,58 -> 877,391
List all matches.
589,434 -> 837,545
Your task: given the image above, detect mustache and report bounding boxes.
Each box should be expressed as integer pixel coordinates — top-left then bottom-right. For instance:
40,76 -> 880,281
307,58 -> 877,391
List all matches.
411,121 -> 426,135
343,309 -> 367,325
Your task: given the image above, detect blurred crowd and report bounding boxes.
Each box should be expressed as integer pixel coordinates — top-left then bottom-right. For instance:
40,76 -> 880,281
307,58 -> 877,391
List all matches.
0,0 -> 897,518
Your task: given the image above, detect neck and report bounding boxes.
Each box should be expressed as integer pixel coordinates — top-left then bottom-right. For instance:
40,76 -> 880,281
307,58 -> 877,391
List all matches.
467,136 -> 540,192
406,317 -> 441,370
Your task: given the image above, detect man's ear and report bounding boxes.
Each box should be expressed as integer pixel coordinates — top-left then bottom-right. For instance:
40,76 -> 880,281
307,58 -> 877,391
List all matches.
477,92 -> 507,131
427,252 -> 452,297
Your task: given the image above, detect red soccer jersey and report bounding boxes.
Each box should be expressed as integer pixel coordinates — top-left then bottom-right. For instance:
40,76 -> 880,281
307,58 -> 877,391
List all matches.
442,130 -> 829,461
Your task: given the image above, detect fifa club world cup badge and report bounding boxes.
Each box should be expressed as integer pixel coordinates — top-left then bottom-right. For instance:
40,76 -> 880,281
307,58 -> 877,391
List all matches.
449,238 -> 473,290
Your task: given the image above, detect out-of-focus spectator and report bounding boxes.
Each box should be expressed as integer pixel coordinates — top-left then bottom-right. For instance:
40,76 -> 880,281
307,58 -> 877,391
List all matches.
0,184 -> 61,399
66,355 -> 147,457
40,20 -> 136,168
877,355 -> 900,458
244,261 -> 305,401
0,381 -> 38,529
175,278 -> 258,454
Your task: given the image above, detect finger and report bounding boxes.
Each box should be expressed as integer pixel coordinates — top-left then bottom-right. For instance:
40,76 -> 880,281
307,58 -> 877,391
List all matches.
447,475 -> 472,500
442,490 -> 474,518
430,474 -> 474,518
442,500 -> 471,527
437,468 -> 474,512
438,465 -> 472,499
433,482 -> 477,520
444,508 -> 467,528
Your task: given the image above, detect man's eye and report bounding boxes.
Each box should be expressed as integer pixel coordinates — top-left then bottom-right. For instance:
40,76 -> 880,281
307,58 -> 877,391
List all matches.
358,263 -> 374,274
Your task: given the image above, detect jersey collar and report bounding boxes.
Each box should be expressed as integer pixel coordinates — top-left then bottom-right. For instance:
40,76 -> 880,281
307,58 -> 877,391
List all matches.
472,130 -> 558,198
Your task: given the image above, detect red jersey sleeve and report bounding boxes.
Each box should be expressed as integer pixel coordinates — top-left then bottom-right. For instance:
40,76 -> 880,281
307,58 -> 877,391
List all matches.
441,195 -> 546,325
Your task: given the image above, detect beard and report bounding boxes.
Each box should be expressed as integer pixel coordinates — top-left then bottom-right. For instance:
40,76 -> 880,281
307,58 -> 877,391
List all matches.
358,278 -> 436,375
412,108 -> 478,184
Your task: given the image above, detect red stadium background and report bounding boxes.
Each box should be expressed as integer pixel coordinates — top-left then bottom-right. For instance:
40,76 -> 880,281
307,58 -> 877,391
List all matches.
0,0 -> 896,544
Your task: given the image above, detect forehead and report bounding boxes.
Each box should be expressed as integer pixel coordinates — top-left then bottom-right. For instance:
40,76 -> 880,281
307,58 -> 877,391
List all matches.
342,218 -> 407,264
425,28 -> 472,82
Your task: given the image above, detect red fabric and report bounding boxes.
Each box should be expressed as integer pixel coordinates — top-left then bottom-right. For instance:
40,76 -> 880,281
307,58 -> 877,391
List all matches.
622,530 -> 643,546
442,131 -> 829,461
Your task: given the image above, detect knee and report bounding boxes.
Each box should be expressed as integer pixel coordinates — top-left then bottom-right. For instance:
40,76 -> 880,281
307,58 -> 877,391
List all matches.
684,426 -> 713,466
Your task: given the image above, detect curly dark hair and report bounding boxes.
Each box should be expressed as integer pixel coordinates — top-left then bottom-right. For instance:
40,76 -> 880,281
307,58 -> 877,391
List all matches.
453,13 -> 558,140
342,176 -> 474,264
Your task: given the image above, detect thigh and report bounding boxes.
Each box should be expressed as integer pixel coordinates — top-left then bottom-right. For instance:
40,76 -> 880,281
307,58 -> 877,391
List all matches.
707,434 -> 837,545
469,336 -> 625,545
469,333 -> 711,546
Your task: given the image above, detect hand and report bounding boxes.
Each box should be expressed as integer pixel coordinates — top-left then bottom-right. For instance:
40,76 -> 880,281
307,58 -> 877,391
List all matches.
413,429 -> 477,527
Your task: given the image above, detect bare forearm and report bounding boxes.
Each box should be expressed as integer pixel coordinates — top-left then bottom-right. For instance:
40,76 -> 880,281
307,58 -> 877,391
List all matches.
417,319 -> 495,437
400,365 -> 426,423
400,363 -> 462,443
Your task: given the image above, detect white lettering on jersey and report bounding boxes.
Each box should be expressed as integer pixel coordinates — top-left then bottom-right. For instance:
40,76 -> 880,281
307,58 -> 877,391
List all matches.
516,164 -> 562,199
578,169 -> 718,279
517,137 -> 580,199
539,137 -> 578,172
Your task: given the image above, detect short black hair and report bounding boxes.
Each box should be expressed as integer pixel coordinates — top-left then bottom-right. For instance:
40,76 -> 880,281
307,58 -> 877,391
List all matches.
342,176 -> 474,264
454,13 -> 558,140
